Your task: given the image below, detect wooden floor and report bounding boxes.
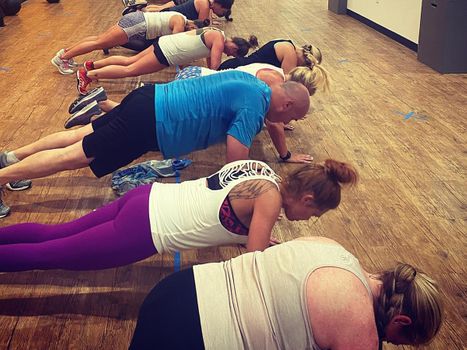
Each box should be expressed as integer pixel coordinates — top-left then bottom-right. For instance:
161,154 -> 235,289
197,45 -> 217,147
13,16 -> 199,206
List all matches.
0,0 -> 466,349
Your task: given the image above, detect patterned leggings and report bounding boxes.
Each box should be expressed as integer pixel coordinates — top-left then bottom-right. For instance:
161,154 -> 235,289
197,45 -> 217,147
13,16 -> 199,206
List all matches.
0,184 -> 157,271
174,66 -> 203,80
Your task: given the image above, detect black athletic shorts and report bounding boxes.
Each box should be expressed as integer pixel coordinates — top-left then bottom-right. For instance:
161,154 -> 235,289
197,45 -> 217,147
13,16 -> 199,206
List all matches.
152,37 -> 170,67
82,85 -> 159,178
129,268 -> 205,350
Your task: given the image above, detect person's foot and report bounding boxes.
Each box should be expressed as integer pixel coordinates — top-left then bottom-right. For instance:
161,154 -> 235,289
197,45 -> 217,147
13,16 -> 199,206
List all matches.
51,51 -> 74,75
68,86 -> 107,114
76,68 -> 92,95
0,188 -> 10,219
0,152 -> 32,191
64,100 -> 102,129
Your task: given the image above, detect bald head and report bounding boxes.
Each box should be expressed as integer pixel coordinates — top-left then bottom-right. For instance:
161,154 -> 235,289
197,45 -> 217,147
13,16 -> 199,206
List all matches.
283,81 -> 310,117
267,81 -> 310,123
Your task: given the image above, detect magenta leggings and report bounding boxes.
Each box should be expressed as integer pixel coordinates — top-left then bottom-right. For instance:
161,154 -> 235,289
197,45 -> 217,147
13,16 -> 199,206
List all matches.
0,184 -> 157,271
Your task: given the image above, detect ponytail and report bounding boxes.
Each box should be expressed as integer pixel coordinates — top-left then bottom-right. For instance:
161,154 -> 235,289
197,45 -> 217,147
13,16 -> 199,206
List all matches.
288,65 -> 330,96
232,35 -> 258,57
283,159 -> 358,210
302,44 -> 322,65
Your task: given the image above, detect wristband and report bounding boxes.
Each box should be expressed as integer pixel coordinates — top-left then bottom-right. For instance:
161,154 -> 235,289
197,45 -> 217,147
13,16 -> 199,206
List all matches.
279,150 -> 291,161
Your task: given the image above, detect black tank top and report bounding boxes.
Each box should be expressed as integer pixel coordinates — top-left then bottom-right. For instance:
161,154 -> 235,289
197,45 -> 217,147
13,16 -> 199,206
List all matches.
218,39 -> 295,70
161,0 -> 198,20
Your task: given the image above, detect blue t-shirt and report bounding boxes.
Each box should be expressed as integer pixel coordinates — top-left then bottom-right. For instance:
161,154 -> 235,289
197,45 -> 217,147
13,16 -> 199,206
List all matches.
154,71 -> 271,158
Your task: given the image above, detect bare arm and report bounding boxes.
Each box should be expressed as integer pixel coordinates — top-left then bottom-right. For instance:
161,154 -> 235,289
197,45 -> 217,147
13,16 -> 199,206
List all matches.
265,120 -> 288,158
207,35 -> 224,70
275,43 -> 298,74
171,16 -> 186,34
306,268 -> 379,350
265,120 -> 313,163
246,189 -> 282,252
226,135 -> 250,163
195,0 -> 211,20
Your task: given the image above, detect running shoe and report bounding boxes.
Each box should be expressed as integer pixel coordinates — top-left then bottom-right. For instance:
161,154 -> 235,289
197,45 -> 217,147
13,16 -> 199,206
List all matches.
55,49 -> 79,68
68,58 -> 79,68
51,52 -> 74,75
84,60 -> 94,72
76,68 -> 92,95
0,187 -> 10,219
122,2 -> 147,16
0,152 -> 32,191
64,101 -> 102,129
68,86 -> 107,114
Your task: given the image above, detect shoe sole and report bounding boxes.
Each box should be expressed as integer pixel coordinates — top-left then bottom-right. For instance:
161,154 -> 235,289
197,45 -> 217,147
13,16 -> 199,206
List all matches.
69,87 -> 100,113
5,182 -> 32,191
69,88 -> 106,114
51,57 -> 74,75
0,210 -> 10,219
65,103 -> 101,129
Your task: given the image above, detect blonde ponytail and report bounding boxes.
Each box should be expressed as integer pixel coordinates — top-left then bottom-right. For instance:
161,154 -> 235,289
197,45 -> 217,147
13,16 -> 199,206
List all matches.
288,64 -> 330,96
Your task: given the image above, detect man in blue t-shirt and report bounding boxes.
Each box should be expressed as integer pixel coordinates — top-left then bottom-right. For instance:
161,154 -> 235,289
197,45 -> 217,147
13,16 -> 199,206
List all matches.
155,71 -> 271,159
0,71 -> 309,217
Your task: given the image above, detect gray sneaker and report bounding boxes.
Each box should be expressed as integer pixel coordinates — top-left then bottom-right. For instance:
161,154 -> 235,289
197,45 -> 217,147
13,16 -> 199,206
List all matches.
0,152 -> 33,191
51,49 -> 74,75
56,49 -> 78,68
64,100 -> 103,129
68,86 -> 107,114
0,188 -> 10,218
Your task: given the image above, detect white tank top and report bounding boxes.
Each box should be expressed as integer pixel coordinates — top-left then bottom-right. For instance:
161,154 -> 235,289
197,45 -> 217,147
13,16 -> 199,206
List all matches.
143,12 -> 186,40
201,63 -> 285,79
194,240 -> 372,350
148,160 -> 280,253
158,27 -> 225,66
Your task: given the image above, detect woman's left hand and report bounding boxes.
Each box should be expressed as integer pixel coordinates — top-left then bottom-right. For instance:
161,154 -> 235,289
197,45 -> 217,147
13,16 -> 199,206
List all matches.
285,153 -> 313,163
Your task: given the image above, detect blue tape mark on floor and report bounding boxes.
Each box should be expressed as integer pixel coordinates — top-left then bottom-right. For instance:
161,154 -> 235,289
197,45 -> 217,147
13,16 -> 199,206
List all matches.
301,28 -> 313,32
0,67 -> 11,72
393,110 -> 428,122
338,59 -> 350,64
403,111 -> 415,120
174,251 -> 181,272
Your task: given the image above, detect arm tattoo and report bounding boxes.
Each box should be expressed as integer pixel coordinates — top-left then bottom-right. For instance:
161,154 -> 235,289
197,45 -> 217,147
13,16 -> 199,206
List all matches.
228,180 -> 277,201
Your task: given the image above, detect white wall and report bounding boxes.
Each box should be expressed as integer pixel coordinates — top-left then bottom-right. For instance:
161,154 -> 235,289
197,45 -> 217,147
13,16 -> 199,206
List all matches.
347,0 -> 422,44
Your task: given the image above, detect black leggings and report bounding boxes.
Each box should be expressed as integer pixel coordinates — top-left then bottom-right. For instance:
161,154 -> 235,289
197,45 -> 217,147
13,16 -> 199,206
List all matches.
129,268 -> 205,350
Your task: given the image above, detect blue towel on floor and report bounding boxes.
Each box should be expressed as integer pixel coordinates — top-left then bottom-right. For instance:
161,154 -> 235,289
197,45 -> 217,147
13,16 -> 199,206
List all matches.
111,159 -> 192,196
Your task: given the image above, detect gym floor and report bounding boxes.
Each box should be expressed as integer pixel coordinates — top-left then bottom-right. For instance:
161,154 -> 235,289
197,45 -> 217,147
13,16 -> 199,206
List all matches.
0,0 -> 465,349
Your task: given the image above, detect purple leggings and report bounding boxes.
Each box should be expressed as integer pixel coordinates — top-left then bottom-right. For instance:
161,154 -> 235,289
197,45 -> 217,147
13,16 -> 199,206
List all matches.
0,184 -> 157,271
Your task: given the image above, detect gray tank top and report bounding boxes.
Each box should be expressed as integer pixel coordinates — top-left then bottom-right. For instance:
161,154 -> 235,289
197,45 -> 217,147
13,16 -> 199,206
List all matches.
193,240 -> 372,349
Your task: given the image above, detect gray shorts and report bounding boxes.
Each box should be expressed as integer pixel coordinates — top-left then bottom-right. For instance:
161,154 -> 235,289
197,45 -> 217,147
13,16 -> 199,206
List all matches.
118,11 -> 147,41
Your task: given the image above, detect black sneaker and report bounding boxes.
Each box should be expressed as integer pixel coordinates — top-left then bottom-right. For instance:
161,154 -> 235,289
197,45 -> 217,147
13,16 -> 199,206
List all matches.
122,3 -> 147,16
68,86 -> 107,114
0,152 -> 32,191
0,187 -> 10,218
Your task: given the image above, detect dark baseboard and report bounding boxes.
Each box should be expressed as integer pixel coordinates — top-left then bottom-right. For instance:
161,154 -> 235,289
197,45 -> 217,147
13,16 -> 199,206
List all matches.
346,9 -> 418,52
